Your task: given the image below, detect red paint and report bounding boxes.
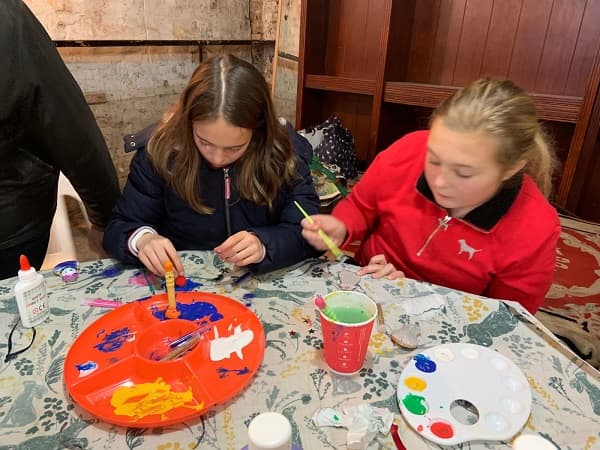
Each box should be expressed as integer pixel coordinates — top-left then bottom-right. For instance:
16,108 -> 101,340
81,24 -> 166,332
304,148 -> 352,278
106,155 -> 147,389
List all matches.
417,425 -> 424,432
175,276 -> 186,287
430,420 -> 454,439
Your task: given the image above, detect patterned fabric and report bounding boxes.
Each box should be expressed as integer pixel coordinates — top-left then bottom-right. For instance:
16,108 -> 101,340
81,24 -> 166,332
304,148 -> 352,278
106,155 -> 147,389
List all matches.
537,215 -> 600,369
0,252 -> 598,449
298,115 -> 358,180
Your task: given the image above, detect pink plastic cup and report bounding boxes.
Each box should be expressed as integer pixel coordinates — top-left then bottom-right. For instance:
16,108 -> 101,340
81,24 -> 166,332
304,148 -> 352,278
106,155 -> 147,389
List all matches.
319,290 -> 377,375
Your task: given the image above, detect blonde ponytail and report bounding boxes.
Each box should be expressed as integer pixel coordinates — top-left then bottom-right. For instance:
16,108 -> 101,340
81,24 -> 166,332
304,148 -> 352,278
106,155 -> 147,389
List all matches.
433,78 -> 557,198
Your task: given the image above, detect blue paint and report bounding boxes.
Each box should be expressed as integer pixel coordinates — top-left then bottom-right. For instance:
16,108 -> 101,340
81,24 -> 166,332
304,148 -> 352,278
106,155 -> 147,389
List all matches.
75,361 -> 97,371
242,293 -> 255,300
217,366 -> 250,378
94,327 -> 131,352
151,299 -> 223,322
160,278 -> 203,291
414,354 -> 437,373
95,265 -> 123,278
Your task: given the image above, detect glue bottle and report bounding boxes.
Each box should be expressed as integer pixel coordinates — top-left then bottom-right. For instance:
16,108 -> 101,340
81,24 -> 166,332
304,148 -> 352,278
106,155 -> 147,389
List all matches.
14,254 -> 49,327
242,412 -> 301,450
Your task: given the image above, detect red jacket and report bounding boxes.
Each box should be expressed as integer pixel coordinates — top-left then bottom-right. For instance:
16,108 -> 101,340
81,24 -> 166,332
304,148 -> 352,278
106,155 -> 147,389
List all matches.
333,131 -> 560,313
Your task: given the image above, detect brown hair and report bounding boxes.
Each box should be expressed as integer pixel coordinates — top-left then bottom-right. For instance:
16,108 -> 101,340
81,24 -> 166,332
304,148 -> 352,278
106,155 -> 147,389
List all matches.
147,54 -> 296,213
432,78 -> 556,197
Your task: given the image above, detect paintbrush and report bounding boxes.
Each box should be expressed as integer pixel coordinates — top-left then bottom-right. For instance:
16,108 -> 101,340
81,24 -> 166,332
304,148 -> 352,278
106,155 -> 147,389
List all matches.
294,201 -> 344,260
161,335 -> 201,361
163,261 -> 180,319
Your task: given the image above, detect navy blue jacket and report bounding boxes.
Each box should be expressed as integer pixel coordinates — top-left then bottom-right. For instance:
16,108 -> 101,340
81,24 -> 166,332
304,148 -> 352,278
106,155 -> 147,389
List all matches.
103,126 -> 320,272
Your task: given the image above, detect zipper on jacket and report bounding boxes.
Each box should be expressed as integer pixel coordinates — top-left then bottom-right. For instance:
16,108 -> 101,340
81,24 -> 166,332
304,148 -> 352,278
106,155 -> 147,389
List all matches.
416,215 -> 452,256
224,168 -> 232,237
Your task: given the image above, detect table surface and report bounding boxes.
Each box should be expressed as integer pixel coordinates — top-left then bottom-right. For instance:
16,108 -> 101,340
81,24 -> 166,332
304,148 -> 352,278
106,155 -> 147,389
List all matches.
0,251 -> 598,450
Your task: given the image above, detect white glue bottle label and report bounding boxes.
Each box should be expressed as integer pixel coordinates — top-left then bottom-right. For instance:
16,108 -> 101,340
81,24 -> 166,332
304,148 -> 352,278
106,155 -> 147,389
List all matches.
14,254 -> 49,328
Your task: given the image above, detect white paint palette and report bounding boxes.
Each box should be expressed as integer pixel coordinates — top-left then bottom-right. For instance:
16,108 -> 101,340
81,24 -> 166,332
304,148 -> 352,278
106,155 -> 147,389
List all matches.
397,343 -> 532,445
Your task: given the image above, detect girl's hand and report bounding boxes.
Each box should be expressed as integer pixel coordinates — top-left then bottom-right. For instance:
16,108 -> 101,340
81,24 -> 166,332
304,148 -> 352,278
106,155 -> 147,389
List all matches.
137,233 -> 184,277
215,231 -> 265,266
357,254 -> 404,280
300,214 -> 347,251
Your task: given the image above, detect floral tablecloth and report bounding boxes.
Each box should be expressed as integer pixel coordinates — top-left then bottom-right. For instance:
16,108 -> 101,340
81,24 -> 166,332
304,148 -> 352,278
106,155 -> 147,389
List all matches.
0,251 -> 599,450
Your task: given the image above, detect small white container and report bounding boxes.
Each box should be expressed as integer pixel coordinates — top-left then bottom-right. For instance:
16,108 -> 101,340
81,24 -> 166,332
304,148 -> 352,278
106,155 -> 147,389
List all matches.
247,412 -> 292,450
14,255 -> 49,328
512,434 -> 557,450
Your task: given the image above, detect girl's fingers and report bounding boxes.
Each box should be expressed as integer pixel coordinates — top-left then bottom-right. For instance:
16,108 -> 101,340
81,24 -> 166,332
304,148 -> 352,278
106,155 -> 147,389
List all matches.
386,270 -> 405,280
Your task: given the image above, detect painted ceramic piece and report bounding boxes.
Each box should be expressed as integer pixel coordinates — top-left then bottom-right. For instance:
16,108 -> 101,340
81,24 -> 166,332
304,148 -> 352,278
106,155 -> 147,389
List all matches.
397,343 -> 531,445
64,292 -> 265,427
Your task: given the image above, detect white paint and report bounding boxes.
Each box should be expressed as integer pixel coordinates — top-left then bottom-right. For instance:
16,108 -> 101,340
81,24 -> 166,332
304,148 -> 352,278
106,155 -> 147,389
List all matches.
210,325 -> 254,361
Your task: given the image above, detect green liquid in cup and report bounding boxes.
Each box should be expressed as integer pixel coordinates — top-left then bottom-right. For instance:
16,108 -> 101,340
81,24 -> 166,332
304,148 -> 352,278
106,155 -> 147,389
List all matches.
329,307 -> 371,324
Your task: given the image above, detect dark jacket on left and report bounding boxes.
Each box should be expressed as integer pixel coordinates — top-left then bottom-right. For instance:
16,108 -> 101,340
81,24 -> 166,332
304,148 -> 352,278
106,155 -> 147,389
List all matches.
103,124 -> 321,273
0,0 -> 120,250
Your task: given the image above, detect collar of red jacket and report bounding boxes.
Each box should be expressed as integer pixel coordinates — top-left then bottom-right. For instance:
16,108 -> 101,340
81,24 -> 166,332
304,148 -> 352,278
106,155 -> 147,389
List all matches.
416,172 -> 523,231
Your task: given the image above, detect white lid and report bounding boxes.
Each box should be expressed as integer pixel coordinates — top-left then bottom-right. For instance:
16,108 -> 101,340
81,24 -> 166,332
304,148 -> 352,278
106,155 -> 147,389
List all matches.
247,412 -> 292,450
18,267 -> 37,283
512,434 -> 557,450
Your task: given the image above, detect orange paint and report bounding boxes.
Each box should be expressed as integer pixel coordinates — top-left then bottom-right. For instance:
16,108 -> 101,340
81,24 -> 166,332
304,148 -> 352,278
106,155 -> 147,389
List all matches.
110,377 -> 203,420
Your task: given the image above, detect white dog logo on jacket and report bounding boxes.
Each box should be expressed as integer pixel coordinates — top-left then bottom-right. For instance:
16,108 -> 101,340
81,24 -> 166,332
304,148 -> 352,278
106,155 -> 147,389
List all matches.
457,239 -> 481,260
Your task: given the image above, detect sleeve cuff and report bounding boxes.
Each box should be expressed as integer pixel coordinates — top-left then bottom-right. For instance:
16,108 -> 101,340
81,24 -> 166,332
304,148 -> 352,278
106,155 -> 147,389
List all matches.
128,226 -> 157,256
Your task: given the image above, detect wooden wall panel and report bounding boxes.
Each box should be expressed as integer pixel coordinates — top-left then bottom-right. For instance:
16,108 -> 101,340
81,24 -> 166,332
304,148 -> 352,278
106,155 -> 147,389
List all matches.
406,0 -> 441,83
453,0 -> 494,85
507,0 -> 553,91
578,138 -> 600,220
565,0 -> 600,96
385,0 -> 416,81
429,0 -> 466,85
479,0 -> 522,78
24,0 -> 252,41
535,0 -> 586,94
323,0 -> 383,80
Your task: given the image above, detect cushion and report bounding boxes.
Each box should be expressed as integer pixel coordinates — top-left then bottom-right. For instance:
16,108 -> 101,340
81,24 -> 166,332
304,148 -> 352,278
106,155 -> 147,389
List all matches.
536,215 -> 600,368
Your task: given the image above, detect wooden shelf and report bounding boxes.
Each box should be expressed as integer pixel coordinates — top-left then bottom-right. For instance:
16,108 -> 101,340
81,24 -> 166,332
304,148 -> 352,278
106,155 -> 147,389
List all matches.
304,75 -> 376,96
383,82 -> 583,123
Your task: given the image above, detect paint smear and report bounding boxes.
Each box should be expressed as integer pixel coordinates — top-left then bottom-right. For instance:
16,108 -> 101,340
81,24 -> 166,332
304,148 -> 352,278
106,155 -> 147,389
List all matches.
430,420 -> 454,439
414,354 -> 437,373
160,278 -> 203,291
216,366 -> 250,378
210,325 -> 254,361
75,361 -> 98,377
110,377 -> 203,420
152,300 -> 223,322
404,376 -> 427,391
402,393 -> 428,415
94,327 -> 131,352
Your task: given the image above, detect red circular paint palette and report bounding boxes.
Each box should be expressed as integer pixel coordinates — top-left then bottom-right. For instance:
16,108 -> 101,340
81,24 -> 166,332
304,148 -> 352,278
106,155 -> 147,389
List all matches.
64,292 -> 265,427
397,343 -> 531,445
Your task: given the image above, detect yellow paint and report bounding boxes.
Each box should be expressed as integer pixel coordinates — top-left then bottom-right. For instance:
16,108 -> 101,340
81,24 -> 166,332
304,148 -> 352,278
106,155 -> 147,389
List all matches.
291,307 -> 311,326
404,376 -> 427,391
281,363 -> 301,378
223,407 -> 235,447
369,331 -> 397,357
462,295 -> 489,322
584,436 -> 598,450
526,375 -> 559,410
110,377 -> 203,420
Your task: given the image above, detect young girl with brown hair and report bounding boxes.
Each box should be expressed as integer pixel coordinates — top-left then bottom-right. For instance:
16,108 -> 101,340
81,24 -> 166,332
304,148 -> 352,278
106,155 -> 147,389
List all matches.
104,54 -> 320,276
